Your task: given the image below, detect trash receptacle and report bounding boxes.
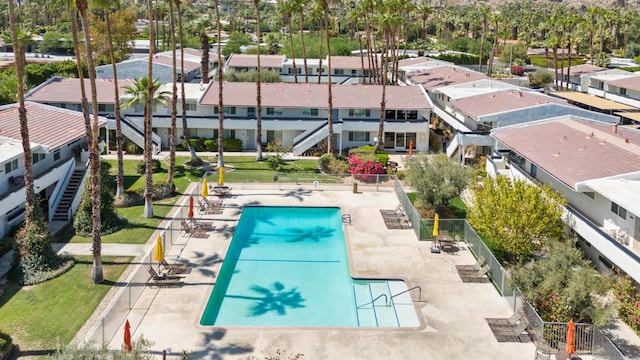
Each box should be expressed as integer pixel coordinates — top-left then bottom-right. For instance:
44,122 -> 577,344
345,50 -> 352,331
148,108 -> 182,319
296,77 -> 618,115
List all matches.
353,181 -> 358,193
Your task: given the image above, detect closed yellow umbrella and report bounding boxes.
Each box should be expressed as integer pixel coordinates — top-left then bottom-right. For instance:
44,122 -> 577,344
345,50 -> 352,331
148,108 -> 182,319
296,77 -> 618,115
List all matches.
201,178 -> 209,198
218,167 -> 224,186
432,213 -> 440,238
154,235 -> 164,263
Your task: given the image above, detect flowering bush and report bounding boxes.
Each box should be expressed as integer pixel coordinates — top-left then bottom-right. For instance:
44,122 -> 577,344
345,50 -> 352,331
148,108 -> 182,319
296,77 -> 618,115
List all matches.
348,154 -> 385,182
614,274 -> 640,333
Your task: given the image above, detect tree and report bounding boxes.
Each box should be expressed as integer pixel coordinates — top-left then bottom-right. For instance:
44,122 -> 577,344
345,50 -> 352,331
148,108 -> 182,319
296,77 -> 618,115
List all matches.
121,77 -> 170,217
77,0 -> 104,284
512,240 -> 613,327
144,0 -> 156,219
92,0 -> 126,200
255,0 -> 264,161
278,0 -> 297,82
468,176 -> 566,261
188,17 -> 213,85
405,154 -> 471,213
527,69 -> 554,90
166,0 -> 178,186
214,0 -> 225,169
294,0 -> 309,82
321,0 -> 334,155
88,5 -> 137,65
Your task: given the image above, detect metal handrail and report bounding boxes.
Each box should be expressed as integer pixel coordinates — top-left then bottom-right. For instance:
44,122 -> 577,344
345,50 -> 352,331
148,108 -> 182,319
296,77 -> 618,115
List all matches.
390,286 -> 422,303
357,294 -> 388,309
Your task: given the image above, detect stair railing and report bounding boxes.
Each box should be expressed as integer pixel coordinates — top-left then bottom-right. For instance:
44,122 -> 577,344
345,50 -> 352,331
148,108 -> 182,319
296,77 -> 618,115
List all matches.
68,162 -> 90,221
357,294 -> 389,309
390,286 -> 423,303
48,158 -> 75,222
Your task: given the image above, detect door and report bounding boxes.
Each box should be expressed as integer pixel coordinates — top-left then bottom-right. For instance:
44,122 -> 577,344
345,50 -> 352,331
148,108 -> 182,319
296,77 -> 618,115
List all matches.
395,133 -> 406,149
384,133 -> 395,148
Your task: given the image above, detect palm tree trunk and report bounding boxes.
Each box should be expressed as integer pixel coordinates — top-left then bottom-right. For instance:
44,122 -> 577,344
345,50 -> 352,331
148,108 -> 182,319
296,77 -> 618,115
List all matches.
479,18 -> 486,72
144,0 -> 155,219
69,6 -> 93,154
77,0 -> 104,283
176,0 -> 198,163
299,10 -> 308,83
323,0 -> 333,155
167,0 -> 178,186
553,47 -> 559,89
567,39 -> 573,91
255,0 -> 263,161
215,0 -> 225,168
317,28 -> 324,84
374,30 -> 388,154
200,32 -> 210,84
105,11 -> 125,200
288,14 -> 297,83
8,0 -> 36,226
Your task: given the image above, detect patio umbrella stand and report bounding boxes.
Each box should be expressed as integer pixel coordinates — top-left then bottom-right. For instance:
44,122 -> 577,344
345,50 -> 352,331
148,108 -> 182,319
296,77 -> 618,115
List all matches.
430,213 -> 441,253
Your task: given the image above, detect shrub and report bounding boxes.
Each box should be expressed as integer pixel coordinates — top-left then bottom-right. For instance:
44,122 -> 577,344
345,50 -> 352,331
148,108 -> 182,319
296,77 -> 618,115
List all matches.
318,154 -> 333,172
347,154 -> 385,182
511,65 -> 524,76
0,331 -> 12,354
204,139 -> 216,151
135,159 -> 162,174
116,182 -> 175,207
224,138 -> 243,152
124,140 -> 142,154
613,273 -> 640,333
189,137 -> 206,152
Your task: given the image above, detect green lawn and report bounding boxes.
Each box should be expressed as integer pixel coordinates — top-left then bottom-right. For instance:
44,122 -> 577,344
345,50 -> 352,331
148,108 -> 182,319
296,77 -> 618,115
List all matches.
213,156 -> 340,183
0,256 -> 130,352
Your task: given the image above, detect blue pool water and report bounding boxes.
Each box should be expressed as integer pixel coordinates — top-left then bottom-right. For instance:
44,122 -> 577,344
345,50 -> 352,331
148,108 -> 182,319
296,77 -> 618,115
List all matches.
200,206 -> 419,327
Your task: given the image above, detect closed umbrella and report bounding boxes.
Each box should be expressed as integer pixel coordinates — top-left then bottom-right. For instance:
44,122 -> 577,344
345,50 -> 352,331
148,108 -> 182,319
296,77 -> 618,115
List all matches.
433,213 -> 440,238
201,178 -> 209,198
123,319 -> 132,352
154,235 -> 164,264
566,319 -> 576,354
409,140 -> 413,158
188,196 -> 194,218
218,167 -> 224,186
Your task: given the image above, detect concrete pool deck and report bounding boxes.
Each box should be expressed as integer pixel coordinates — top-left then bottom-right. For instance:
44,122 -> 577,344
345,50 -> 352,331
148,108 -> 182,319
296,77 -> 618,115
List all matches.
81,186 -> 537,359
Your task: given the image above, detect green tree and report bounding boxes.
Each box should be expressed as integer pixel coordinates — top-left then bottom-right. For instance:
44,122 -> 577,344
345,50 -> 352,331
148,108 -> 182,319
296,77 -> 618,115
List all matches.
468,176 -> 566,260
527,69 -> 554,90
512,240 -> 613,327
38,31 -> 73,54
405,154 -> 472,212
88,5 -> 137,65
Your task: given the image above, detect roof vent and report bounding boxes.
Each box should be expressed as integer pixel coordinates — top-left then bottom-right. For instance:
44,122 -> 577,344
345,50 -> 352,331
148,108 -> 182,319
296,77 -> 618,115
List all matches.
611,123 -> 618,134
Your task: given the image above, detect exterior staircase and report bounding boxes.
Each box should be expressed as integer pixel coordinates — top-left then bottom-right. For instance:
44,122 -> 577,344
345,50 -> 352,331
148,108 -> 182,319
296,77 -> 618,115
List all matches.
52,168 -> 85,222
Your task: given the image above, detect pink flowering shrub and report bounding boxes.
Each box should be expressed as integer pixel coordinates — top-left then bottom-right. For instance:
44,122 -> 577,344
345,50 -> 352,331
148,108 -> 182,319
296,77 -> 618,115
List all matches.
348,154 -> 385,182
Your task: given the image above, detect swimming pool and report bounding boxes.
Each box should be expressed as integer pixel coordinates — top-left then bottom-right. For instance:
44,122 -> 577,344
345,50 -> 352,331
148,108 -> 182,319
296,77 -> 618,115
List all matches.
200,206 -> 420,327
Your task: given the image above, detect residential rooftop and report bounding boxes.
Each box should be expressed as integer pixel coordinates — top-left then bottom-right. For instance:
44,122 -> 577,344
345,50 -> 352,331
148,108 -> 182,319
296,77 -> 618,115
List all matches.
561,64 -> 606,76
199,82 -> 431,110
491,116 -> 640,190
407,66 -> 488,91
226,54 -> 286,68
435,79 -> 524,101
453,89 -> 567,119
26,77 -> 134,104
606,75 -> 640,92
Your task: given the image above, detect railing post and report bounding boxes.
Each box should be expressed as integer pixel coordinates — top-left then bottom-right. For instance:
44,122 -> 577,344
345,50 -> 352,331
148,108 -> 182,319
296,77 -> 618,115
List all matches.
376,174 -> 379,191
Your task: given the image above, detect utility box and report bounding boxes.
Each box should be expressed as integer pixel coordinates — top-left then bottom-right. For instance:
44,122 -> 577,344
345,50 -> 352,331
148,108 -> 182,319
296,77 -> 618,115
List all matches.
353,181 -> 358,193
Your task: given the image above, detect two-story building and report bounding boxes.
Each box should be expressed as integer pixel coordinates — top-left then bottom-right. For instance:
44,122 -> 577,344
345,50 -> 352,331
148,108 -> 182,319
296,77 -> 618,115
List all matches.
487,116 -> 640,284
0,102 -> 106,238
558,64 -> 606,92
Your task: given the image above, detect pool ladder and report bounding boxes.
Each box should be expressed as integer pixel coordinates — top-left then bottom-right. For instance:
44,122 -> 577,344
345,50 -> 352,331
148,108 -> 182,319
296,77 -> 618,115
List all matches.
357,294 -> 389,308
356,285 -> 423,309
342,214 -> 352,225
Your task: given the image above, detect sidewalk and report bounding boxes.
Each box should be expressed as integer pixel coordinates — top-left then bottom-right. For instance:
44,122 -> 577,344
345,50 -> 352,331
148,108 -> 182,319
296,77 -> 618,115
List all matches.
52,243 -> 147,257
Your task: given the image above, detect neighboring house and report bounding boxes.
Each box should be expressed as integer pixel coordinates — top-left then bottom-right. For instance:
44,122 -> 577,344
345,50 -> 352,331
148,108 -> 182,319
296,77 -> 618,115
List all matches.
586,69 -> 637,97
225,54 -> 285,73
197,82 -> 432,155
602,75 -> 640,109
0,102 -> 106,238
558,64 -> 606,92
95,48 -> 217,83
396,57 -> 454,83
488,116 -> 640,284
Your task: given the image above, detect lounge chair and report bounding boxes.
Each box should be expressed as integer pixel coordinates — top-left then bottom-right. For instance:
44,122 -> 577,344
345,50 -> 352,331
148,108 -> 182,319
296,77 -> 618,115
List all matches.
459,264 -> 491,283
181,220 -> 197,236
456,255 -> 487,272
495,319 -> 529,336
160,259 -> 190,275
189,218 -> 214,230
486,310 -> 524,327
147,266 -> 180,287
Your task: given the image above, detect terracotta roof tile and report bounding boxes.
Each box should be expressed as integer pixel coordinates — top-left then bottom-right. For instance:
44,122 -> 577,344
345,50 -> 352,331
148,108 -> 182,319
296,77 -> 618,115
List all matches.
606,75 -> 640,92
0,102 -> 106,150
226,54 -> 285,68
408,66 -> 488,91
561,64 -> 606,76
491,117 -> 640,188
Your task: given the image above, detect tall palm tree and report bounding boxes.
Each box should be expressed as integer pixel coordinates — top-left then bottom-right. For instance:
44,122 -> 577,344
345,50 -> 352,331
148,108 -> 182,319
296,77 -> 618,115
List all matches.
93,0 -> 125,200
294,0 -> 309,83
143,0 -> 156,218
321,0 -> 333,155
213,0 -> 225,169
175,0 -> 199,164
478,6 -> 490,73
190,17 -> 213,85
486,12 -> 502,77
279,0 -> 297,83
76,0 -> 104,283
166,0 -> 178,186
255,0 -> 264,161
7,0 -> 36,226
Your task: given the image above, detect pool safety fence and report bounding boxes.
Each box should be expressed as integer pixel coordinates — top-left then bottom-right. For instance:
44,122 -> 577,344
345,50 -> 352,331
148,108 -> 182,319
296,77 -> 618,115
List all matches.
392,182 -> 627,360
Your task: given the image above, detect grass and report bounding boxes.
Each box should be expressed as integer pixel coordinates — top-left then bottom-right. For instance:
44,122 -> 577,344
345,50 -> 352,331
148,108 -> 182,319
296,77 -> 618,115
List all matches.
58,157 -> 206,244
406,193 -> 468,219
0,256 -> 130,352
216,156 -> 340,183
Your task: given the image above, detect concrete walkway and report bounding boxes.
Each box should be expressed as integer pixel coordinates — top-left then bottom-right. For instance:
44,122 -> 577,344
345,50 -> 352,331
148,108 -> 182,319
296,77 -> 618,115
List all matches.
52,243 -> 147,257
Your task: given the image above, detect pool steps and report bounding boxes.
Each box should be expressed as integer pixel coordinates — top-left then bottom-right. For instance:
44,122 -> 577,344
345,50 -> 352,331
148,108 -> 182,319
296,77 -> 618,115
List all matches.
353,280 -> 420,327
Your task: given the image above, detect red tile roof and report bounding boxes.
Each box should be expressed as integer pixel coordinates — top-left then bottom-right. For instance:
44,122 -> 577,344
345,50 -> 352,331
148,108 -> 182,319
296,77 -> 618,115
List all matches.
329,56 -> 373,69
26,77 -> 133,104
152,54 -> 200,72
226,54 -> 285,68
408,66 -> 488,91
200,82 -> 431,110
491,117 -> 640,188
0,102 -> 106,150
606,75 -> 640,92
453,89 -> 568,119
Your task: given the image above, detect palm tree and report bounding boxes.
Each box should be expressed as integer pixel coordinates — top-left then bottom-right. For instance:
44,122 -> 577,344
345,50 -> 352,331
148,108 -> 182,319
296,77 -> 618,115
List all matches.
76,0 -> 104,283
320,0 -> 333,155
189,17 -> 213,84
279,0 -> 297,83
478,6 -> 490,73
93,0 -> 125,200
294,0 -> 309,82
255,0 -> 264,161
142,0 -> 155,219
7,0 -> 36,225
122,80 -> 170,141
166,0 -> 178,186
175,0 -> 199,164
213,0 -> 225,169
486,12 -> 502,77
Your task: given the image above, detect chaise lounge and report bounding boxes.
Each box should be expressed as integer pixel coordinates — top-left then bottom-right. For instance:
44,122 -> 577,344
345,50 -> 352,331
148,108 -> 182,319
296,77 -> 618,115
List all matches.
147,266 -> 181,287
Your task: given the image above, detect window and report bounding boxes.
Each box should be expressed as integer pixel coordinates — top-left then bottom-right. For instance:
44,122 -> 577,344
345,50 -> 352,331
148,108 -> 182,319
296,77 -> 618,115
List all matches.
620,88 -> 627,96
351,69 -> 357,76
133,103 -> 144,113
348,132 -> 370,142
334,69 -> 345,75
214,106 -> 236,115
98,104 -> 114,113
53,150 -> 61,162
185,103 -> 197,111
266,107 -> 283,116
530,164 -> 537,178
4,159 -> 18,174
583,192 -> 595,199
32,153 -> 45,164
348,109 -> 370,117
611,202 -> 627,219
213,129 -> 236,139
303,108 -> 319,116
406,110 -> 418,120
